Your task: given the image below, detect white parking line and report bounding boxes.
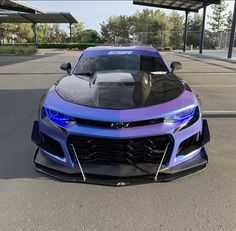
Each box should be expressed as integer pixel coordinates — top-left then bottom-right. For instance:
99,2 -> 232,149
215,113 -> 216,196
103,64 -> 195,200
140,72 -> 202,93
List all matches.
203,111 -> 236,118
203,111 -> 236,113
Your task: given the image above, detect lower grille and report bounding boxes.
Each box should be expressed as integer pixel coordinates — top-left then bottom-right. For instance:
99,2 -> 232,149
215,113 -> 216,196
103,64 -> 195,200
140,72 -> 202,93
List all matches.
177,133 -> 201,157
41,133 -> 64,157
67,135 -> 173,164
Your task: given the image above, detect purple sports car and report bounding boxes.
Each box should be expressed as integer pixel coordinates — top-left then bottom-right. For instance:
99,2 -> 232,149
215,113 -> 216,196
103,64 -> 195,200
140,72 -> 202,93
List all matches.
31,46 -> 210,186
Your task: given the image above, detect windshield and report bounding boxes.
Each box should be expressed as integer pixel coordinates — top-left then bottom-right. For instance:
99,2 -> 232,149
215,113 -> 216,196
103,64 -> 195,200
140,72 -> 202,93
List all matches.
73,54 -> 167,74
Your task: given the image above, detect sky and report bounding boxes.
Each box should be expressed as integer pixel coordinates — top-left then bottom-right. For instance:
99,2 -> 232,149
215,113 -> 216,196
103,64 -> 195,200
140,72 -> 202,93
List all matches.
27,0 -> 234,33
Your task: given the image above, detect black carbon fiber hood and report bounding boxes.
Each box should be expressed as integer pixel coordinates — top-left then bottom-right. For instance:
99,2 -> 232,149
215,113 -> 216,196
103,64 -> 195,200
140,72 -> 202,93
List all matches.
55,71 -> 185,110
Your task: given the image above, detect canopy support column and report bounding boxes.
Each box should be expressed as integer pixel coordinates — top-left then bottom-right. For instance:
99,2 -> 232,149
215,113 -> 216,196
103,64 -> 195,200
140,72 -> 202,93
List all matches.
32,23 -> 37,47
183,11 -> 189,52
69,23 -> 72,43
228,0 -> 236,58
199,5 -> 207,54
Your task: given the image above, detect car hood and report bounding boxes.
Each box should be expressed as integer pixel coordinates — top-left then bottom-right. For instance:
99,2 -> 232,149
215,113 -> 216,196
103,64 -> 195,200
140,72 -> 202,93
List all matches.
55,71 -> 185,110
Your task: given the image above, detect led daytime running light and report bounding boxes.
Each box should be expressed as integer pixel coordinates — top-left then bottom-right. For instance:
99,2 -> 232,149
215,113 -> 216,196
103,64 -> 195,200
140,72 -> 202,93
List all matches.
165,107 -> 196,122
44,108 -> 73,122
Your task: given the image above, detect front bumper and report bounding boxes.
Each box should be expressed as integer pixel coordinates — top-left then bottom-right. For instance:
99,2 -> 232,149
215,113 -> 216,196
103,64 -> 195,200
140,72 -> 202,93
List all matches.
32,119 -> 210,186
34,147 -> 208,186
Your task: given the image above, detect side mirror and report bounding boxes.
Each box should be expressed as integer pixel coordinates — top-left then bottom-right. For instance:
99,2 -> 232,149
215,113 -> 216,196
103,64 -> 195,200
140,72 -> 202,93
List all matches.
170,62 -> 182,73
60,62 -> 71,74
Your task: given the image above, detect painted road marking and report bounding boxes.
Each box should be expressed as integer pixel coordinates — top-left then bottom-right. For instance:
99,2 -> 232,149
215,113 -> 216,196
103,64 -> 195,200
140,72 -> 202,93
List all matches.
203,111 -> 236,118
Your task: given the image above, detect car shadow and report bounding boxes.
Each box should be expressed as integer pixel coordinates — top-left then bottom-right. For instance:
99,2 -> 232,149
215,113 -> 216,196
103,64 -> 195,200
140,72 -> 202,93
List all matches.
0,89 -> 48,179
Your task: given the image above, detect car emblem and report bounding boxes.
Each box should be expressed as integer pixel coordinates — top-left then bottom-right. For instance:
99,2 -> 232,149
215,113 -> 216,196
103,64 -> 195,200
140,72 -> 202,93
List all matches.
111,122 -> 130,129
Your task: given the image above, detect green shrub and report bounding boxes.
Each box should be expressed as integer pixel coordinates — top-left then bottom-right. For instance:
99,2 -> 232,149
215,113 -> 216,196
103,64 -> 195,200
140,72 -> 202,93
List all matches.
156,47 -> 172,52
37,43 -> 99,49
0,43 -> 100,50
0,45 -> 37,55
156,47 -> 164,51
0,43 -> 35,47
163,47 -> 172,51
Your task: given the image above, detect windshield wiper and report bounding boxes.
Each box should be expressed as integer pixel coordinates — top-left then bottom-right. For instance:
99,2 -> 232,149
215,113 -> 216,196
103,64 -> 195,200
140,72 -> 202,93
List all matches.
74,72 -> 94,77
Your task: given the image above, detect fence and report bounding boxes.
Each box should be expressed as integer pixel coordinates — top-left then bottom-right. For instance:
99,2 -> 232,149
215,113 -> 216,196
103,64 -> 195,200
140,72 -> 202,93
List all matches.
114,36 -> 144,47
115,31 -> 235,51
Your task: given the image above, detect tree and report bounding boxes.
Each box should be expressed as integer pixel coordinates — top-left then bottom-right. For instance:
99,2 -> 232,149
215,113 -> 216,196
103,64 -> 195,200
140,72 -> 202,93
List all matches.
0,24 -> 8,44
169,12 -> 184,49
225,11 -> 233,31
49,24 -> 67,43
100,15 -> 131,44
131,9 -> 153,34
36,24 -> 67,43
71,22 -> 85,42
208,0 -> 228,32
80,29 -> 100,43
100,9 -> 172,47
0,23 -> 17,43
187,14 -> 202,48
37,24 -> 48,43
131,9 -> 172,47
0,20 -> 99,44
188,14 -> 202,31
15,24 -> 33,43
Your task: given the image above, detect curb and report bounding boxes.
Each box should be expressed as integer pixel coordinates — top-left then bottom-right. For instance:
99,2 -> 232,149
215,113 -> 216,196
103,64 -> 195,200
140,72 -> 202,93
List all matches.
203,111 -> 236,118
175,52 -> 236,64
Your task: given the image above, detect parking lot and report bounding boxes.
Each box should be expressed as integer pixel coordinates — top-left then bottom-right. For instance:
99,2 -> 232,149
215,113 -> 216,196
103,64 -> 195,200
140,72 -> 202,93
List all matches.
0,50 -> 235,231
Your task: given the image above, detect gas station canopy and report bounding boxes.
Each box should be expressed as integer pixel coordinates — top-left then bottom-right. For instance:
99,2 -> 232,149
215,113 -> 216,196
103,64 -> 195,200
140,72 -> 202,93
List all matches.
0,0 -> 44,13
133,0 -> 221,13
0,1 -> 78,44
0,12 -> 78,24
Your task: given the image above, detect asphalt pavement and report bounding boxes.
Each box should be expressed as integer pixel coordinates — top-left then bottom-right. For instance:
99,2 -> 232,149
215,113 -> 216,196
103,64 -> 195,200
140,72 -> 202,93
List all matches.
0,50 -> 235,231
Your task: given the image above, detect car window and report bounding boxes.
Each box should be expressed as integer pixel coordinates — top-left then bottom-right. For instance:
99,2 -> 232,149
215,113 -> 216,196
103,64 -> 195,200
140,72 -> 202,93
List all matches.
140,56 -> 166,72
73,54 -> 166,74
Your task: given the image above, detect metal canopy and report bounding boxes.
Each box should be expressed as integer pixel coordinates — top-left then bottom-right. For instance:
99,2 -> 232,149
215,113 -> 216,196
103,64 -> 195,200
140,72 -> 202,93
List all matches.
0,0 -> 44,13
133,0 -> 221,13
0,12 -> 78,24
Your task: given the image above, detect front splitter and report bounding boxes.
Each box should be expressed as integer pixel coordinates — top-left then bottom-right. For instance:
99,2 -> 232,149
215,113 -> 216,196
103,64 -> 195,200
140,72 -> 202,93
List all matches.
34,148 -> 208,186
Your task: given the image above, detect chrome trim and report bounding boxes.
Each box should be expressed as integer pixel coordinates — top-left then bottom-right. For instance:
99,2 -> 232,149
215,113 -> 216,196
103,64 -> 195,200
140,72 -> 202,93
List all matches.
110,122 -> 130,129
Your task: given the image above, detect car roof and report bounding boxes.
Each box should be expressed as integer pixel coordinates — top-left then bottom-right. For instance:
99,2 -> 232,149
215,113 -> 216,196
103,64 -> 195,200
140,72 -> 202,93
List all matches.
84,46 -> 161,56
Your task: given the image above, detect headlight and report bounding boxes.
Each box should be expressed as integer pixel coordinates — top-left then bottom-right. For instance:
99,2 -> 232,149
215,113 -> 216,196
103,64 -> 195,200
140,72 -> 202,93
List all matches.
165,106 -> 200,132
165,107 -> 196,123
43,107 -> 75,126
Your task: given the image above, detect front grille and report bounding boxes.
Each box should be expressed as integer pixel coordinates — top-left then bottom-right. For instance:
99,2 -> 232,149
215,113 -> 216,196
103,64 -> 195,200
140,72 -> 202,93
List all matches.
75,117 -> 164,129
67,135 -> 173,164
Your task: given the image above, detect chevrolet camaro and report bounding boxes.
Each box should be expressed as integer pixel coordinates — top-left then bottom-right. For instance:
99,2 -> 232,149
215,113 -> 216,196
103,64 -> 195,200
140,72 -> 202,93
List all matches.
31,46 -> 210,186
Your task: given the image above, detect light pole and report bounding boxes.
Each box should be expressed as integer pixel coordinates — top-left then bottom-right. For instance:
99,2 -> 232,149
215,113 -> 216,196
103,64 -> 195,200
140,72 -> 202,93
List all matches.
228,0 -> 236,58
